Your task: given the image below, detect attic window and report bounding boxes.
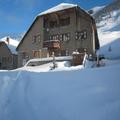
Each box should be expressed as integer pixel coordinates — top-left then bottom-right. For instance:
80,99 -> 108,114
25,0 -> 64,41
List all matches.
50,20 -> 57,28
60,17 -> 70,26
75,30 -> 87,40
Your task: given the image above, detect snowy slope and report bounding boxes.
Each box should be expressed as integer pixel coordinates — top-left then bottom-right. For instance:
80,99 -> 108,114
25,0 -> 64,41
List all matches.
97,9 -> 120,59
88,0 -> 120,59
0,36 -> 19,54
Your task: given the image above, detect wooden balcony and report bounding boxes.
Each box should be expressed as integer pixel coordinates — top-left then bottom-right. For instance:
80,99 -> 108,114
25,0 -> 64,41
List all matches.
43,40 -> 60,49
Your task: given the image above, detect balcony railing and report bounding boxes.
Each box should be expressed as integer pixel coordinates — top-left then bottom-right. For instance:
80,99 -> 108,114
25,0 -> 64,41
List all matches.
43,40 -> 60,49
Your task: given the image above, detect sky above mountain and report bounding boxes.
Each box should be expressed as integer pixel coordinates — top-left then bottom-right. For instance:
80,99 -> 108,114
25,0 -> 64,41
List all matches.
0,0 -> 113,35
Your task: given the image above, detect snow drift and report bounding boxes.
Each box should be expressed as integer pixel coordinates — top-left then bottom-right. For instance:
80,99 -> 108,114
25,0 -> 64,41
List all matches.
0,64 -> 120,120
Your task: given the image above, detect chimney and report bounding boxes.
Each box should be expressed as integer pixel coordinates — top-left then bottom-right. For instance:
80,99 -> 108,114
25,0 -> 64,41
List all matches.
6,37 -> 10,45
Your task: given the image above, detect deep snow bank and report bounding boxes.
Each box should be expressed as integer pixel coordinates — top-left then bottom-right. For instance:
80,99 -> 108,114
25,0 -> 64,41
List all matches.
0,65 -> 120,120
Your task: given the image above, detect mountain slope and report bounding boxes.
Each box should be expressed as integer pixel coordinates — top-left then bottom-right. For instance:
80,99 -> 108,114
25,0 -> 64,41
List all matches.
89,0 -> 120,59
93,0 -> 120,22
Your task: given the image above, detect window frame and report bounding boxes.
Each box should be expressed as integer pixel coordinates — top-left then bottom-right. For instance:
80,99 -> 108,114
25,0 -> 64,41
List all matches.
75,30 -> 87,40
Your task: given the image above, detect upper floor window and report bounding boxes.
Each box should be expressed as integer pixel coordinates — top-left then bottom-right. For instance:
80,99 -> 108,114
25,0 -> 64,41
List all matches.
48,33 -> 70,42
49,34 -> 59,41
75,30 -> 87,40
60,17 -> 70,26
32,34 -> 41,43
49,21 -> 57,28
60,33 -> 70,42
32,36 -> 36,43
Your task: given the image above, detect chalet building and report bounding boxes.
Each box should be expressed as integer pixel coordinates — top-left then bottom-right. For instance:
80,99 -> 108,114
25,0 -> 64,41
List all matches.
0,37 -> 18,70
16,3 -> 100,67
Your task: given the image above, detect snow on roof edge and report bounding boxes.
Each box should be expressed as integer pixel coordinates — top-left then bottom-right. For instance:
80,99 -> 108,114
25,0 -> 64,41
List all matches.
37,3 -> 93,19
38,3 -> 78,16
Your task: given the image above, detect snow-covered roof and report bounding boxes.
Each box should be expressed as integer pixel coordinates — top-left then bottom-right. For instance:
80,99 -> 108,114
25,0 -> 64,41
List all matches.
0,37 -> 19,54
38,3 -> 77,16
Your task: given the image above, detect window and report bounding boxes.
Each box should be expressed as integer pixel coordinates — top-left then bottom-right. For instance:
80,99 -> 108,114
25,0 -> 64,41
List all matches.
60,33 -> 70,42
32,34 -> 41,43
75,30 -> 87,40
63,33 -> 70,42
49,33 -> 70,42
50,21 -> 57,28
33,51 -> 40,58
60,17 -> 70,26
32,36 -> 36,43
36,35 -> 41,43
60,34 -> 63,41
49,34 -> 59,41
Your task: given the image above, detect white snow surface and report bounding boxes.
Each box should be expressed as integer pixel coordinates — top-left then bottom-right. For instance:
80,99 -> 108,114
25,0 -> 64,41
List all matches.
38,3 -> 77,16
0,61 -> 120,120
0,36 -> 19,54
16,61 -> 83,72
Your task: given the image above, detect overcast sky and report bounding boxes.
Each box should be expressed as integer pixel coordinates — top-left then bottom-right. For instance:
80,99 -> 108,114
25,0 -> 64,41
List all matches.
0,0 -> 113,35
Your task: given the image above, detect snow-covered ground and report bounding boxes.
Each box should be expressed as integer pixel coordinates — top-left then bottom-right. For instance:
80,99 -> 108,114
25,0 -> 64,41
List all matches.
21,61 -> 83,72
0,61 -> 120,120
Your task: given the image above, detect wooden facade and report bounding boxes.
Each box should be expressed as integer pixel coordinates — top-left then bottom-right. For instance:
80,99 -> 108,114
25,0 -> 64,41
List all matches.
16,3 -> 99,67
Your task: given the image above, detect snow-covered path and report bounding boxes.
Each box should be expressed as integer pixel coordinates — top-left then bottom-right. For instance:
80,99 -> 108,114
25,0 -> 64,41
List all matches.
0,64 -> 120,120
